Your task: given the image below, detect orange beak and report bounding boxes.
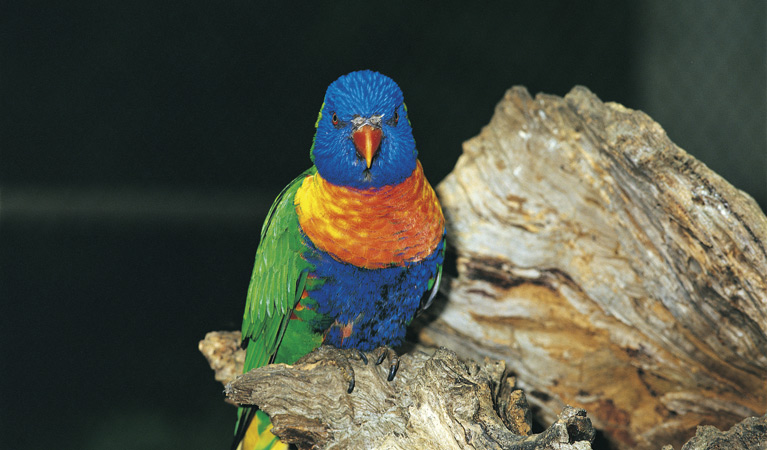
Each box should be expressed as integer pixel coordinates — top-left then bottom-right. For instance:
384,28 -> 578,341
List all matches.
352,125 -> 382,169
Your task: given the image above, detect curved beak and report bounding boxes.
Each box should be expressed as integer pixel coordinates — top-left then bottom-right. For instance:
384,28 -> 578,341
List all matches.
352,125 -> 382,169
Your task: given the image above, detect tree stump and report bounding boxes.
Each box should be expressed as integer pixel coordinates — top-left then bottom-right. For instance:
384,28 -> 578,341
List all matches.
417,86 -> 767,450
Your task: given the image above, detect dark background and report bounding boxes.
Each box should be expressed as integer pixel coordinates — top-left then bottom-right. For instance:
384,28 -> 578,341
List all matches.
2,2 -> 765,449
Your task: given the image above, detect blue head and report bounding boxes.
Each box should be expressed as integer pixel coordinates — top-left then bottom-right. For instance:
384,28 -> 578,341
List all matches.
311,70 -> 417,189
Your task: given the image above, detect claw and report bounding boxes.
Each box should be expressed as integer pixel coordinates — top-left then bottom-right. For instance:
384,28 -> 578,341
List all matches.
387,357 -> 400,381
297,346 -> 357,395
373,346 -> 401,382
337,350 -> 356,394
357,349 -> 368,365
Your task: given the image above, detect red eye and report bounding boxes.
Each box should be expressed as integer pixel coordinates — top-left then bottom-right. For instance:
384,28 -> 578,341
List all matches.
393,111 -> 399,124
332,112 -> 339,125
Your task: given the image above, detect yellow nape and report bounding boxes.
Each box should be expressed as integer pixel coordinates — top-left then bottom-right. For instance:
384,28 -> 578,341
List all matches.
238,413 -> 287,450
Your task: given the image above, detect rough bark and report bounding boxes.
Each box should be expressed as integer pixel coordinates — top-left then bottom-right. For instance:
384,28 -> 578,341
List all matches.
416,86 -> 767,450
201,331 -> 767,450
198,330 -> 244,385
223,342 -> 595,450
661,413 -> 767,450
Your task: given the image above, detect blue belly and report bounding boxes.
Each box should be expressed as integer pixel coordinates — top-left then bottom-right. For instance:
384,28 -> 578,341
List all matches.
303,238 -> 444,351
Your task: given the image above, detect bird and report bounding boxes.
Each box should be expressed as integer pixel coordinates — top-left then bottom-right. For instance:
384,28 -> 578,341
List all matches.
233,70 -> 445,450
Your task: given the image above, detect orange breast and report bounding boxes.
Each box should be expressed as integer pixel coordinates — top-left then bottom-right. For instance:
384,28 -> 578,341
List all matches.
294,161 -> 444,269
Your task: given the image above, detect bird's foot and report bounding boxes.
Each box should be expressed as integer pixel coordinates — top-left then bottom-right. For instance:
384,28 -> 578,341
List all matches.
297,346 -> 368,394
373,346 -> 400,382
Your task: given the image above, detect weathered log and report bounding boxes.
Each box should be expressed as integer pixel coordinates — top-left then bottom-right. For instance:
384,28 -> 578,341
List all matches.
199,331 -> 765,450
223,343 -> 595,449
661,413 -> 767,450
416,86 -> 767,450
198,330 -> 244,385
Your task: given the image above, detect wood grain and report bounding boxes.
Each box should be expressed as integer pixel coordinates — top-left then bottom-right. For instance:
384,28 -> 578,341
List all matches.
224,344 -> 595,450
419,86 -> 767,450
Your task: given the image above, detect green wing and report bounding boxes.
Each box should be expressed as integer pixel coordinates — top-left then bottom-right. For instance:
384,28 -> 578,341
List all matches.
240,167 -> 317,372
234,168 -> 322,449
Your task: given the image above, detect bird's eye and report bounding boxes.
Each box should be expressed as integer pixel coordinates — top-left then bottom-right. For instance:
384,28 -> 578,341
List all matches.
387,109 -> 399,127
332,112 -> 339,126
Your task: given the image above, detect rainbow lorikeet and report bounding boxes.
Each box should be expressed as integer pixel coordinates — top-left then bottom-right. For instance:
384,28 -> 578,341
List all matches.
233,70 -> 445,450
